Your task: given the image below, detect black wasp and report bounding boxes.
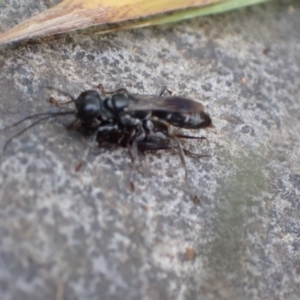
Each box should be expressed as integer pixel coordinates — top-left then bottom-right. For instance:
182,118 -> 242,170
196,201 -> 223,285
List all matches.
2,85 -> 212,177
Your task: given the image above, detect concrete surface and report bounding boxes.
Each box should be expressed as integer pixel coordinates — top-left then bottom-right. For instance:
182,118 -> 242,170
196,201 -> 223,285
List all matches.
0,0 -> 300,299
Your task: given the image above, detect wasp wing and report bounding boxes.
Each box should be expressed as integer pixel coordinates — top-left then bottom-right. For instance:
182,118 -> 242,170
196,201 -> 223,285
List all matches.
125,94 -> 205,113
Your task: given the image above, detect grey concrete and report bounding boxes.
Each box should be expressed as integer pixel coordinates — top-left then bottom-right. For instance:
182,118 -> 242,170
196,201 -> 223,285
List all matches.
0,0 -> 299,299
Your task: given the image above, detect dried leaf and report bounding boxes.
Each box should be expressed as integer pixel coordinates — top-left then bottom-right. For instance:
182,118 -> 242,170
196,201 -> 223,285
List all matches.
0,0 -> 222,45
0,0 -> 269,45
97,0 -> 270,34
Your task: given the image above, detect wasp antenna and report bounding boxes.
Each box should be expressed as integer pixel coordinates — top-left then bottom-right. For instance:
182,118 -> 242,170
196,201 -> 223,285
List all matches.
1,111 -> 76,131
43,85 -> 76,102
2,111 -> 76,154
1,112 -> 49,131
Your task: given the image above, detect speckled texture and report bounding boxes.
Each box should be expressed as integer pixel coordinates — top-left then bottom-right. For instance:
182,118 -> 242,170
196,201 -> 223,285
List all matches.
0,0 -> 300,299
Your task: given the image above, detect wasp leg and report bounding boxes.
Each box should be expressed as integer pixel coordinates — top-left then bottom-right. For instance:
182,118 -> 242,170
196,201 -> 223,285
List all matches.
156,86 -> 173,97
43,86 -> 76,102
75,124 -> 119,171
97,84 -> 128,95
127,123 -> 146,162
172,137 -> 188,180
172,133 -> 210,172
75,130 -> 98,172
136,136 -> 187,179
126,122 -> 156,186
137,141 -> 172,152
126,127 -> 146,188
49,96 -> 73,107
183,149 -> 210,159
127,141 -> 138,163
66,119 -> 80,130
137,139 -> 209,159
173,133 -> 206,140
171,133 -> 210,157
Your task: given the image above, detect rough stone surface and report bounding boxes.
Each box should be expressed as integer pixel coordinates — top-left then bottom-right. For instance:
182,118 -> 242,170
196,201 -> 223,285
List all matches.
0,0 -> 300,299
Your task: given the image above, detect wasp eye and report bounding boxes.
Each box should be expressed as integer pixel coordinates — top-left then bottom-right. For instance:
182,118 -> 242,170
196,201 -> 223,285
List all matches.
75,90 -> 102,121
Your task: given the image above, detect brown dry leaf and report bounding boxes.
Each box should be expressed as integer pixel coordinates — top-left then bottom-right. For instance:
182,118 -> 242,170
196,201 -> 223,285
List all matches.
0,0 -> 222,45
97,0 -> 270,34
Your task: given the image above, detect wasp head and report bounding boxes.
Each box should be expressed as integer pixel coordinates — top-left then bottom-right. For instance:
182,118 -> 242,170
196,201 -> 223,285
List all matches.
75,90 -> 103,122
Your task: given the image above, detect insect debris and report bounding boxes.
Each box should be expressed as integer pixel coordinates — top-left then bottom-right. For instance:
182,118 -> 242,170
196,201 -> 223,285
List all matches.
1,85 -> 213,177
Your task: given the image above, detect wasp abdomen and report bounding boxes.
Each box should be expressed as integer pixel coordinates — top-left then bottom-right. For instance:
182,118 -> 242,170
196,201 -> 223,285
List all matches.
152,111 -> 212,129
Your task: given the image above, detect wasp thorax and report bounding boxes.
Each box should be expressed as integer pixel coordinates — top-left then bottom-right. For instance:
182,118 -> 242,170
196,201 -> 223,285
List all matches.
75,90 -> 102,121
